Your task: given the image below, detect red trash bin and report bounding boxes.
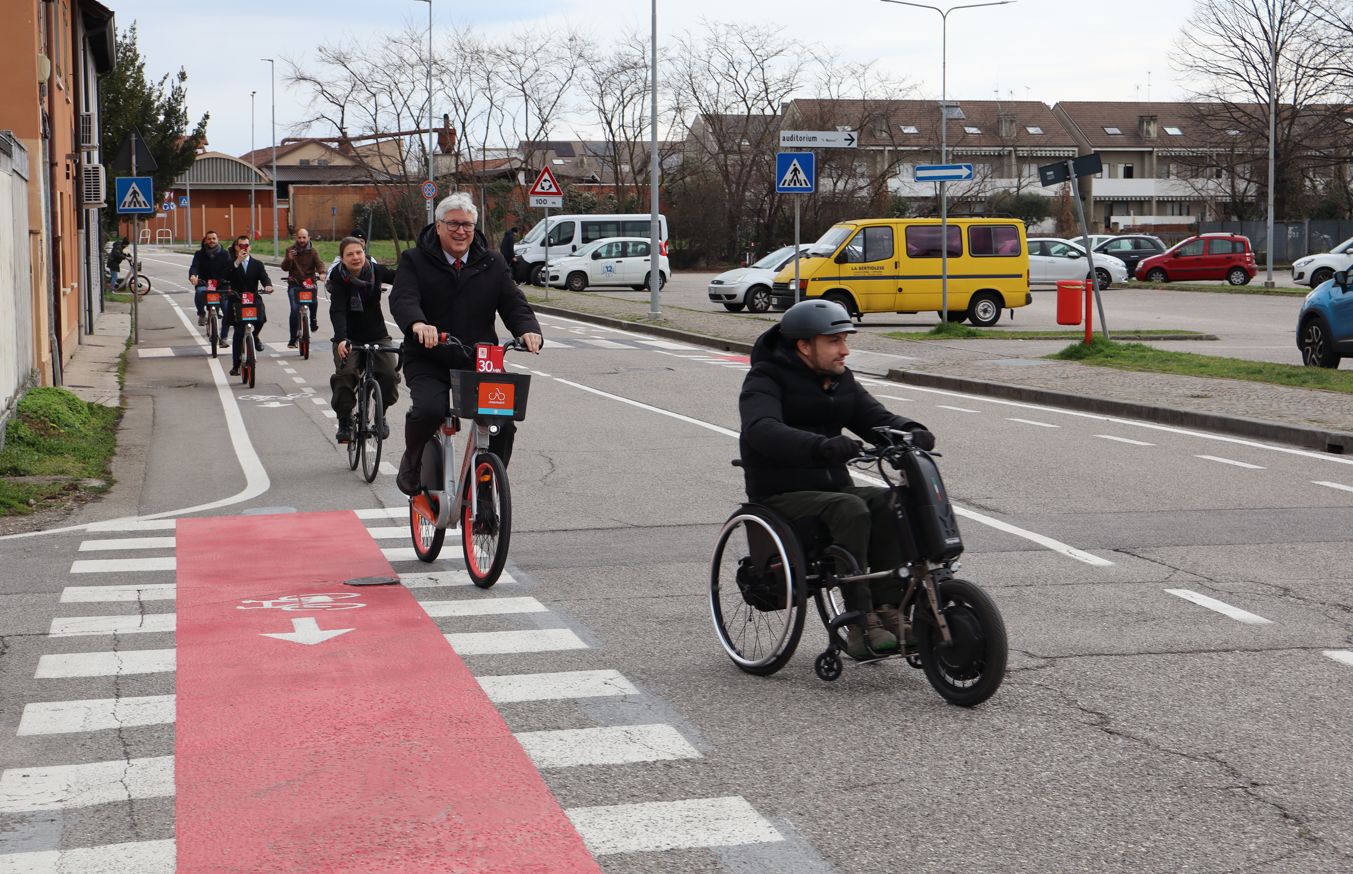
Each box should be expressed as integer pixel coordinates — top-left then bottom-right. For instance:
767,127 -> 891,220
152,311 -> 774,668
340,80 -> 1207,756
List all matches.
1056,280 -> 1083,325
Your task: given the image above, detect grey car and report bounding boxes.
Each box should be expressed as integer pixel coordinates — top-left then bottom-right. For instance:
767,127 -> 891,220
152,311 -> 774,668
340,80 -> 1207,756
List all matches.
1094,235 -> 1167,279
707,245 -> 809,313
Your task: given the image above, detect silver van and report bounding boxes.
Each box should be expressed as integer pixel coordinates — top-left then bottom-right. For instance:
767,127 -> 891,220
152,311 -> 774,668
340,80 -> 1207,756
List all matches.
515,213 -> 669,285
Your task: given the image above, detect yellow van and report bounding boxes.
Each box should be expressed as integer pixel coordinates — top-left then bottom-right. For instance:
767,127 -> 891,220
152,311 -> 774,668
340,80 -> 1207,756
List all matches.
769,218 -> 1031,326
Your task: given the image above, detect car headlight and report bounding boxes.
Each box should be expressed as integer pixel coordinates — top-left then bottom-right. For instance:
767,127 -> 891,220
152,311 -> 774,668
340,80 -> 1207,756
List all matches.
1294,257 -> 1313,268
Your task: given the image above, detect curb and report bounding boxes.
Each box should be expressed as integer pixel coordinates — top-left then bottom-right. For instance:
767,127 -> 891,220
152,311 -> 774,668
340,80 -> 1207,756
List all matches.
532,303 -> 754,354
887,368 -> 1353,455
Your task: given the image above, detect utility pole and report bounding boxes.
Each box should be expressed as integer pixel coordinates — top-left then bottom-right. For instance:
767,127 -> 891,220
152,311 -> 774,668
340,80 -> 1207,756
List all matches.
263,58 -> 278,257
648,0 -> 662,319
250,91 -> 257,240
413,0 -> 435,226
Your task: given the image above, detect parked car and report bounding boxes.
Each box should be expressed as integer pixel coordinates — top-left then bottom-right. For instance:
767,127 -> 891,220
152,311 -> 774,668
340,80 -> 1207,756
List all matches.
1094,235 -> 1167,278
1027,238 -> 1128,289
545,237 -> 670,291
517,213 -> 668,286
707,245 -> 809,313
1291,236 -> 1353,288
1295,269 -> 1353,367
1135,233 -> 1257,285
1074,234 -> 1116,252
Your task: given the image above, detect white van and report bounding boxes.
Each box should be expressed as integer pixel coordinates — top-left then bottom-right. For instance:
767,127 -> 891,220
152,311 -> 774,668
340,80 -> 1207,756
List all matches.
515,213 -> 668,285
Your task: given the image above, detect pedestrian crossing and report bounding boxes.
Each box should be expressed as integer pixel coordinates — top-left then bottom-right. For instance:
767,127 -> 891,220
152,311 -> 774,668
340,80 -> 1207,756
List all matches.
2,507 -> 787,869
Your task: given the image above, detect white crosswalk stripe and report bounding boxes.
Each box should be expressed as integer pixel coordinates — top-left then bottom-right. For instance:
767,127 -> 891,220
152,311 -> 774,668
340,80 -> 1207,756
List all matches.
421,597 -> 546,617
444,629 -> 588,655
17,695 -> 176,735
35,649 -> 176,678
0,839 -> 176,874
69,557 -> 175,574
566,797 -> 783,855
78,536 -> 176,551
516,724 -> 700,768
61,584 -> 175,602
401,570 -> 515,587
0,756 -> 174,812
477,670 -> 638,703
48,613 -> 175,637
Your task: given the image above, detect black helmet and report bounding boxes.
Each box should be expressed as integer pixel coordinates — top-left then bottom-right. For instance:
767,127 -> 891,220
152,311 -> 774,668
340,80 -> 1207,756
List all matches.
780,299 -> 856,339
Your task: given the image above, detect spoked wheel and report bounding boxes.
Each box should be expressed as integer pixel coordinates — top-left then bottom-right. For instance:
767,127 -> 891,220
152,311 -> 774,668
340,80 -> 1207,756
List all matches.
347,414 -> 360,470
243,335 -> 256,388
299,318 -> 310,360
133,274 -> 151,295
410,500 -> 445,562
207,311 -> 219,359
461,452 -> 511,588
360,381 -> 383,483
709,509 -> 807,675
914,577 -> 1008,706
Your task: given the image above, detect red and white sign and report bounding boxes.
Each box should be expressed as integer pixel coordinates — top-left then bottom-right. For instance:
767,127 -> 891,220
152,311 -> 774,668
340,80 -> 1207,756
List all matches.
476,343 -> 505,373
529,167 -> 563,208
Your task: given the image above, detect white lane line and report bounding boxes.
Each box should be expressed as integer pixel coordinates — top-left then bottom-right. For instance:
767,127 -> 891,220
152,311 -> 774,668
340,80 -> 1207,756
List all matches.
363,525 -> 431,540
444,629 -> 588,655
566,796 -> 783,855
878,394 -> 915,402
0,839 -> 176,874
400,570 -> 513,587
49,614 -> 176,637
84,519 -> 179,532
61,584 -> 175,603
0,756 -> 174,812
283,368 -> 297,374
78,536 -> 176,552
553,379 -> 739,438
1196,455 -> 1265,470
17,695 -> 176,735
1313,481 -> 1353,494
516,724 -> 701,769
577,338 -> 633,349
355,507 -> 404,519
1097,435 -> 1155,446
636,339 -> 699,351
379,461 -> 398,476
292,376 -> 306,384
311,397 -> 327,405
421,597 -> 546,617
35,649 -> 176,678
1007,417 -> 1059,428
1324,650 -> 1353,667
1165,589 -> 1273,625
476,670 -> 638,703
70,557 -> 176,574
383,547 -> 440,562
323,410 -> 338,418
936,405 -> 980,413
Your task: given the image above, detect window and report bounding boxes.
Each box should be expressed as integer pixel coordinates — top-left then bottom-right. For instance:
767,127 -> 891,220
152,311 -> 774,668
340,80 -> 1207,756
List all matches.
1103,126 -> 1123,135
1045,241 -> 1078,258
1164,126 -> 1183,136
1122,164 -> 1134,179
595,242 -> 622,258
298,159 -> 310,166
1027,241 -> 1044,256
841,226 -> 894,263
546,221 -> 574,246
1104,238 -> 1135,252
622,220 -> 653,237
969,225 -> 1021,256
962,125 -> 982,135
582,221 -> 620,243
1026,126 -> 1044,135
552,159 -> 566,165
1177,239 -> 1204,256
905,225 -> 962,259
1207,238 -> 1244,255
1165,202 -> 1190,217
899,124 -> 919,134
625,241 -> 651,257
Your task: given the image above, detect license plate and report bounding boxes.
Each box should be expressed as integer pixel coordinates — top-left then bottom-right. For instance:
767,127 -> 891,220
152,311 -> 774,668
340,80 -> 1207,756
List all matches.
205,292 -> 220,304
241,307 -> 258,321
298,291 -> 314,302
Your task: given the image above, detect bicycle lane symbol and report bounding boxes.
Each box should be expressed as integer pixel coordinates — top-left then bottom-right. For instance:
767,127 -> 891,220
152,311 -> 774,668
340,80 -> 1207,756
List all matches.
239,593 -> 365,644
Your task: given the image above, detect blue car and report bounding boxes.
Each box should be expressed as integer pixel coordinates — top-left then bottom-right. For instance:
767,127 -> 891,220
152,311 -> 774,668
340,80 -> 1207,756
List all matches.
1296,270 -> 1353,367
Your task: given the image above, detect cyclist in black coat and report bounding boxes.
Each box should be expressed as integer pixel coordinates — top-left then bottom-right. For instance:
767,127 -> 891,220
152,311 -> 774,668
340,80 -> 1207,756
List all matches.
188,231 -> 232,327
388,193 -> 541,496
329,236 -> 400,444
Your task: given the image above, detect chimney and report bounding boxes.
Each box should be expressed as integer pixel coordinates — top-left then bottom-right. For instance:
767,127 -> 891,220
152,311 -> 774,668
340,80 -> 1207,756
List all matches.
1138,115 -> 1158,138
997,113 -> 1017,138
337,129 -> 354,155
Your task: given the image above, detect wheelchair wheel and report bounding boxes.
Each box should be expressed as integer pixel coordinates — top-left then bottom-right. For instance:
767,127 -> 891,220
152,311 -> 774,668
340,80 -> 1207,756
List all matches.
709,508 -> 807,676
914,577 -> 1008,707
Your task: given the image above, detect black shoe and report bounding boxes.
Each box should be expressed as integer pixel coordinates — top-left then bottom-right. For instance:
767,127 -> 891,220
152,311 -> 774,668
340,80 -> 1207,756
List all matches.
254,338 -> 264,352
229,367 -> 240,376
380,420 -> 390,439
396,451 -> 422,496
198,315 -> 206,326
336,425 -> 351,443
310,319 -> 319,331
287,339 -> 298,348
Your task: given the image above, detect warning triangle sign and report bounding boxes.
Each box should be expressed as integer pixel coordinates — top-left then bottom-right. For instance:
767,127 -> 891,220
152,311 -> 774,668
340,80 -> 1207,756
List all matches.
119,180 -> 151,211
529,166 -> 562,197
778,159 -> 810,190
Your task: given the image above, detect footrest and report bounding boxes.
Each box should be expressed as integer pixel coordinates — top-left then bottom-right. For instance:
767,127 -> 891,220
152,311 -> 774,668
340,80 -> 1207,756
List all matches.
827,610 -> 865,633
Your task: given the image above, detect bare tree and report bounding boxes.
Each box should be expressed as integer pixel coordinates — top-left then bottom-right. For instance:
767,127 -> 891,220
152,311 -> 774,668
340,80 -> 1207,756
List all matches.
494,24 -> 592,174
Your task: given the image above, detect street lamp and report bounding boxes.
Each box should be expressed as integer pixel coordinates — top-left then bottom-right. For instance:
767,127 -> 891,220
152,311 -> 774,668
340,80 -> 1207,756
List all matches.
1265,0 -> 1276,288
880,0 -> 1015,321
413,0 -> 434,226
263,58 -> 278,257
648,0 -> 661,319
250,90 -> 257,241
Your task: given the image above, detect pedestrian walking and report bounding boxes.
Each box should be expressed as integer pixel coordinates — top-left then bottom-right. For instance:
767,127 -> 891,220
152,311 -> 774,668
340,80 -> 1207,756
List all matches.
499,225 -> 518,274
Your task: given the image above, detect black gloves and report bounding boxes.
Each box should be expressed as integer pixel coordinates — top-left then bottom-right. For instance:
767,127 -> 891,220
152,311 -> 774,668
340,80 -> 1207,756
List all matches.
815,435 -> 863,464
906,428 -> 936,451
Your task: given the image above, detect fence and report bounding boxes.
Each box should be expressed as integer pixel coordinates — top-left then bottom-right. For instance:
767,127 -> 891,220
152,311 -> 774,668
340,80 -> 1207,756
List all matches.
1200,220 -> 1353,263
0,132 -> 35,452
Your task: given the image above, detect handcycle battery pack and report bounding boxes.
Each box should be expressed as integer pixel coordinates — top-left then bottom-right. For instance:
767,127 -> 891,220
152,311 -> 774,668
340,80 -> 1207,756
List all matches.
449,370 -> 532,421
896,450 -> 963,561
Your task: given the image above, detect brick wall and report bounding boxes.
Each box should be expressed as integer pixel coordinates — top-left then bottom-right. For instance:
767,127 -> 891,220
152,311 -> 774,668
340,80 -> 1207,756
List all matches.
290,185 -> 382,241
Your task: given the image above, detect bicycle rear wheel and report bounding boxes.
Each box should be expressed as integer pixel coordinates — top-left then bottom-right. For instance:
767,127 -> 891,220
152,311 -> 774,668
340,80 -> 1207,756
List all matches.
207,310 -> 219,359
410,500 -> 444,562
360,381 -> 383,483
133,274 -> 151,295
461,452 -> 511,588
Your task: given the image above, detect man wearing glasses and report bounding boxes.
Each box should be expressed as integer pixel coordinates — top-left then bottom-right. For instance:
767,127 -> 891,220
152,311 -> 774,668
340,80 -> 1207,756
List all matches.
389,193 -> 543,496
225,235 -> 275,375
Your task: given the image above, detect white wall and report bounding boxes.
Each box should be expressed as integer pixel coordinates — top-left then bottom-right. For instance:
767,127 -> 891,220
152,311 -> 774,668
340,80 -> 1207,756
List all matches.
0,132 -> 35,441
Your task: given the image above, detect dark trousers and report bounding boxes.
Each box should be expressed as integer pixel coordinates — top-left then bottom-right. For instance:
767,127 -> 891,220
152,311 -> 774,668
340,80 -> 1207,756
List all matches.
194,285 -> 207,316
231,306 -> 267,368
760,487 -> 905,611
403,361 -> 516,468
331,339 -> 400,419
220,297 -> 237,341
288,286 -> 319,340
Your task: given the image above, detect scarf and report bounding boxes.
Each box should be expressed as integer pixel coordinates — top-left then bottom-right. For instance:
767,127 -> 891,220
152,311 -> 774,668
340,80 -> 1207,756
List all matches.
340,259 -> 375,312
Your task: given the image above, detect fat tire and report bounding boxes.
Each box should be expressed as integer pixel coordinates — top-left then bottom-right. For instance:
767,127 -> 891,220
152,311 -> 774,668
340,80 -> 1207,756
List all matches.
915,577 -> 1008,707
566,272 -> 588,292
1300,317 -> 1341,368
462,452 -> 511,588
1227,267 -> 1251,286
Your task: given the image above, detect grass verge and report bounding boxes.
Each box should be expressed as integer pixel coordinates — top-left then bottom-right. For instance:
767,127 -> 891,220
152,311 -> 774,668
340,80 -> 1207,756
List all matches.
311,239 -> 404,266
886,323 -> 1205,341
1046,335 -> 1353,393
0,388 -> 120,515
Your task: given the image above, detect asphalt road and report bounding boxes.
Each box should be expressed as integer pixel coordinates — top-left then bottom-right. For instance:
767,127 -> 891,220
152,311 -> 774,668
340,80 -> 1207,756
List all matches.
2,251 -> 1352,872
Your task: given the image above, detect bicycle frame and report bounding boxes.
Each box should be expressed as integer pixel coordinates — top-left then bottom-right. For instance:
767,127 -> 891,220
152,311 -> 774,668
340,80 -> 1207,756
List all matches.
415,416 -> 497,530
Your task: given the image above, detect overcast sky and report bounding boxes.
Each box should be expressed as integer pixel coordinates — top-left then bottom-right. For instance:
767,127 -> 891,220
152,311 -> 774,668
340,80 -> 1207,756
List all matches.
116,0 -> 1201,157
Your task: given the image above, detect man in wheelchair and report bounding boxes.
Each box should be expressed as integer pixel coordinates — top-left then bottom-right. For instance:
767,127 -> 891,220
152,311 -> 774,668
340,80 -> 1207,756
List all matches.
739,299 -> 935,658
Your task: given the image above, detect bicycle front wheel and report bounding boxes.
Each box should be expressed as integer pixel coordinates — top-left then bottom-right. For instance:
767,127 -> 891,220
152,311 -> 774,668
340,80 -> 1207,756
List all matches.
915,577 -> 1008,707
360,381 -> 383,483
207,310 -> 219,359
461,452 -> 511,588
299,316 -> 310,360
243,333 -> 256,388
133,275 -> 151,295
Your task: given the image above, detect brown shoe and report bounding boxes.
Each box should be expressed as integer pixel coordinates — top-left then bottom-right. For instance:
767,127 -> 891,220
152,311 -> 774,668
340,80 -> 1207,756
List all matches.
396,450 -> 422,496
846,613 -> 898,658
877,604 -> 913,647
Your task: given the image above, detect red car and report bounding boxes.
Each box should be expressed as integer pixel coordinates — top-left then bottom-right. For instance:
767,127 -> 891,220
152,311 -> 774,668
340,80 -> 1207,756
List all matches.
1135,234 -> 1257,286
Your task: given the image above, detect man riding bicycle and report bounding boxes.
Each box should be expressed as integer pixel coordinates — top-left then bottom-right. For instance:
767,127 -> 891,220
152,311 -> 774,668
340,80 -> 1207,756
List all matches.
281,227 -> 325,348
739,299 -> 936,658
330,235 -> 400,444
389,192 -> 542,496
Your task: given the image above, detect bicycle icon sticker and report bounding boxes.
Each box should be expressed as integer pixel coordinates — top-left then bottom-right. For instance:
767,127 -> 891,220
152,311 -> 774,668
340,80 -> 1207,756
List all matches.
486,387 -> 507,403
237,594 -> 366,611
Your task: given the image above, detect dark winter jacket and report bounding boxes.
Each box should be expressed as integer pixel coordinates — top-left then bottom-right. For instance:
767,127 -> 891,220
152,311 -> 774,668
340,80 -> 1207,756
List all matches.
328,261 -> 397,346
388,223 -> 540,371
109,241 -> 128,268
738,324 -> 924,499
280,243 -> 327,287
189,244 -> 232,287
499,228 -> 517,265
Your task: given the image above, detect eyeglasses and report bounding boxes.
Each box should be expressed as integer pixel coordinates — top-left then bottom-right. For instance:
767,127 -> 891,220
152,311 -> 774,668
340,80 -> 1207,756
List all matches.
438,220 -> 475,232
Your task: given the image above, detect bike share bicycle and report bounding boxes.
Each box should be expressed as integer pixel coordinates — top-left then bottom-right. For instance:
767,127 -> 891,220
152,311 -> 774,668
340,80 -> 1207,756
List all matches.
344,344 -> 404,483
295,279 -> 316,360
710,427 -> 1008,706
202,280 -> 225,359
110,260 -> 151,295
236,290 -> 262,388
408,336 -> 532,588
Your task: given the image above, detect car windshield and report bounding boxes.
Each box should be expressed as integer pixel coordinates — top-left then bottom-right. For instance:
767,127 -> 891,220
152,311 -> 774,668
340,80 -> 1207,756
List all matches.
572,240 -> 605,258
808,226 -> 853,257
1331,236 -> 1353,254
750,246 -> 797,270
520,219 -> 547,244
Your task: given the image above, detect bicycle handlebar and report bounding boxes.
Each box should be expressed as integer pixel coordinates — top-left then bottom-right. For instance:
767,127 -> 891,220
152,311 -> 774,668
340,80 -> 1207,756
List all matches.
435,334 -> 535,353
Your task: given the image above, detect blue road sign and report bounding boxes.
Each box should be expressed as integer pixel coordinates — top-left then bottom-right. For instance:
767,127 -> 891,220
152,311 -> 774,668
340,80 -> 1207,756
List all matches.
179,196 -> 189,207
915,164 -> 974,182
776,152 -> 815,193
115,177 -> 155,215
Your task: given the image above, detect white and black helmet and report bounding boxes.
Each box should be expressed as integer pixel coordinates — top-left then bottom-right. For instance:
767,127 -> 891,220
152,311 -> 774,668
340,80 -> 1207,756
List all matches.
779,299 -> 856,339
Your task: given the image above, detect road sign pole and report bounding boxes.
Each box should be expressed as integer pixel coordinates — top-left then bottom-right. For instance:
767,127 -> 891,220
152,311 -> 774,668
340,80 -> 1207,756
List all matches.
794,194 -> 802,305
543,206 -> 550,301
1067,161 -> 1110,341
131,148 -> 139,346
940,180 -> 948,322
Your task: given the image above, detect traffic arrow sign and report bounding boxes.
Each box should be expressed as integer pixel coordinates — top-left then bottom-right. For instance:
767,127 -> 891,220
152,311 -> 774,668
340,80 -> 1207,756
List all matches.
259,617 -> 354,645
915,164 -> 975,182
779,130 -> 859,149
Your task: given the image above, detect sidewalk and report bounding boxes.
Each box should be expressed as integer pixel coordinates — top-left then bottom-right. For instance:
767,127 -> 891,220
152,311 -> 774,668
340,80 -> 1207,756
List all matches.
62,301 -> 129,408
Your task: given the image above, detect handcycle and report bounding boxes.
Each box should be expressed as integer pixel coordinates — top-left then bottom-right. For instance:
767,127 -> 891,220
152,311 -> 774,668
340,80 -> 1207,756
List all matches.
201,280 -> 225,359
710,427 -> 1008,706
235,290 -> 264,388
110,261 -> 151,295
408,335 -> 533,588
344,343 -> 404,483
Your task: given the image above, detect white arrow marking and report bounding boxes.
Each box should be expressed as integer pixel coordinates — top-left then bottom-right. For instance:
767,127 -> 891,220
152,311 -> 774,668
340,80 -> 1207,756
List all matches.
260,617 -> 355,645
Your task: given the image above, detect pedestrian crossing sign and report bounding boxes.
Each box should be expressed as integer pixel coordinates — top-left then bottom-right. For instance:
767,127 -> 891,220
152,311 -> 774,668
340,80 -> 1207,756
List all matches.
115,177 -> 155,215
776,153 -> 815,193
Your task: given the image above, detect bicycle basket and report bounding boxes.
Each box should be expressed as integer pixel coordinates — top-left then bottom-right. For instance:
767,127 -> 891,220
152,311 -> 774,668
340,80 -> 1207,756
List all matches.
449,370 -> 531,421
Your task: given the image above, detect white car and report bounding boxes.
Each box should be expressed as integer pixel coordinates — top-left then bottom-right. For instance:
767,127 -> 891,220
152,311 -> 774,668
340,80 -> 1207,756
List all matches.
707,245 -> 810,313
546,237 -> 670,291
1028,237 -> 1128,289
1292,237 -> 1353,288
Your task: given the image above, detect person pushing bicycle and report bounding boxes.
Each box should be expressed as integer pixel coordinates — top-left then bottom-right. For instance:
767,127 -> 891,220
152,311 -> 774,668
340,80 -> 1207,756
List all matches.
389,192 -> 542,496
330,235 -> 400,444
739,299 -> 936,658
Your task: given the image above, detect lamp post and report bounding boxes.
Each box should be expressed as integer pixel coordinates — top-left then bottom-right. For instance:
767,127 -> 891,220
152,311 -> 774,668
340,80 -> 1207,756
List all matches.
1265,0 -> 1277,289
881,0 -> 1014,321
250,90 -> 257,240
648,0 -> 661,319
413,0 -> 434,226
263,58 -> 278,257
